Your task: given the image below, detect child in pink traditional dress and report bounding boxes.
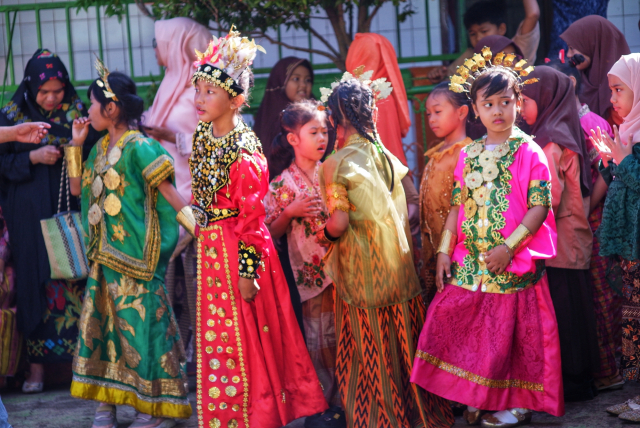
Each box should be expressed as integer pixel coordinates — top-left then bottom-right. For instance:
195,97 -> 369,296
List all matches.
411,52 -> 564,427
264,100 -> 343,424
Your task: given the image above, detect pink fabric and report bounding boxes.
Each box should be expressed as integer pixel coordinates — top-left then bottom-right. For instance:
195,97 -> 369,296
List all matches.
411,275 -> 564,416
450,140 -> 558,277
144,18 -> 211,201
608,53 -> 640,145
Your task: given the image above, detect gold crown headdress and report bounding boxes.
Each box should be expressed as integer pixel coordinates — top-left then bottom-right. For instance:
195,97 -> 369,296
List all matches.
191,25 -> 266,97
449,47 -> 538,96
94,56 -> 118,102
319,65 -> 393,106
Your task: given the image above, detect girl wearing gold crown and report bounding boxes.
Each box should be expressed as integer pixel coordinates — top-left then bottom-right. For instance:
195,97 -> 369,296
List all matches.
410,51 -> 564,427
66,63 -> 192,428
187,28 -> 328,428
317,70 -> 454,428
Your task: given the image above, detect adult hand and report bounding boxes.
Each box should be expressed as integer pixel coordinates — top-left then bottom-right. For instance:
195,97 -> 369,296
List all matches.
435,252 -> 451,293
144,125 -> 176,144
29,145 -> 62,165
11,122 -> 51,144
284,195 -> 322,219
485,245 -> 512,275
71,117 -> 91,146
238,277 -> 260,303
427,66 -> 447,83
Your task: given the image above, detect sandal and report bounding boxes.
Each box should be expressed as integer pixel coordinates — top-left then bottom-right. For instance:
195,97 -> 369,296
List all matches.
21,381 -> 43,394
480,409 -> 532,427
129,412 -> 176,428
463,408 -> 485,425
92,405 -> 117,428
595,372 -> 625,391
607,395 -> 640,415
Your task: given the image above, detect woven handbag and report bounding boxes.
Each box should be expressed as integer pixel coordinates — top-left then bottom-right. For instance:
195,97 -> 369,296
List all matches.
40,162 -> 89,280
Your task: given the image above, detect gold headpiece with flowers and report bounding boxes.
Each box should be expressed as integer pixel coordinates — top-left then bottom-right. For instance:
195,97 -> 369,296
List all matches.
94,56 -> 118,102
319,65 -> 393,107
449,47 -> 538,96
191,25 -> 266,97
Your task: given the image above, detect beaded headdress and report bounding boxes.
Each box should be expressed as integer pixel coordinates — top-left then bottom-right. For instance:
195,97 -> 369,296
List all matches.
449,47 -> 538,97
319,65 -> 393,107
94,57 -> 118,102
191,25 -> 266,97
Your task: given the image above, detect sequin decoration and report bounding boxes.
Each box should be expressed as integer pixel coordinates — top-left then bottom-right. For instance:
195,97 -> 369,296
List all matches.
209,387 -> 221,399
226,359 -> 236,370
210,359 -> 220,370
206,346 -> 213,354
232,376 -> 240,383
210,418 -> 221,428
228,420 -> 239,428
221,332 -> 229,343
208,403 -> 216,411
232,404 -> 240,412
225,386 -> 237,397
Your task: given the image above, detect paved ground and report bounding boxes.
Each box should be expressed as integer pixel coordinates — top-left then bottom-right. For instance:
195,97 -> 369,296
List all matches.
2,376 -> 640,427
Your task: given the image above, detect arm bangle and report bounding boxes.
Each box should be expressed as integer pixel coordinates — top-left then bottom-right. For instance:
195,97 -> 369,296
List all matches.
504,224 -> 533,255
436,229 -> 457,257
64,145 -> 83,178
176,206 -> 197,238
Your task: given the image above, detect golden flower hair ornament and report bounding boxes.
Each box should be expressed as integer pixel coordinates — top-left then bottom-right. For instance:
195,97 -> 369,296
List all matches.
319,65 -> 393,105
94,56 -> 118,102
449,47 -> 538,95
191,25 -> 266,97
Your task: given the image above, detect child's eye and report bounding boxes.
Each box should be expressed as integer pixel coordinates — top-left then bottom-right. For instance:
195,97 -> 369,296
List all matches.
502,101 -> 510,106
483,103 -> 491,108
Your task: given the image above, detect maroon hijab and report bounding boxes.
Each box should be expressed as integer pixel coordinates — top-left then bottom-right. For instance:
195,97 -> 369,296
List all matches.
253,57 -> 314,159
474,35 -> 524,59
522,66 -> 591,196
560,15 -> 630,117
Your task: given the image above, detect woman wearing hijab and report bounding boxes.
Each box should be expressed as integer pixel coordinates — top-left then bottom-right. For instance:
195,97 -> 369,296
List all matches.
344,33 -> 420,268
560,15 -> 630,125
521,65 -> 599,401
254,56 -> 315,179
142,17 -> 211,353
0,48 -> 99,393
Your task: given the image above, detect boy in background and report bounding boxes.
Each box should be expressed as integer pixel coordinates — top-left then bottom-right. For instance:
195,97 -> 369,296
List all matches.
428,0 -> 540,82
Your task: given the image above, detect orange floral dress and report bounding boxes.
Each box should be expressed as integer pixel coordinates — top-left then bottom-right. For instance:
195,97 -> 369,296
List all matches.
419,138 -> 471,301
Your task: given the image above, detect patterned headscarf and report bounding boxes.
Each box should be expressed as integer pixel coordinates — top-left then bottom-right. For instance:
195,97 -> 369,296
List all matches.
0,48 -> 86,145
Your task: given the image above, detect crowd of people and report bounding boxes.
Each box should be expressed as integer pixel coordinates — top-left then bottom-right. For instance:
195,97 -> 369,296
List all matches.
0,1 -> 638,428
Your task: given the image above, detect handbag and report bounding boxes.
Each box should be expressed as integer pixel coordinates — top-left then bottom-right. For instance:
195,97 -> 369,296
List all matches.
40,161 -> 89,280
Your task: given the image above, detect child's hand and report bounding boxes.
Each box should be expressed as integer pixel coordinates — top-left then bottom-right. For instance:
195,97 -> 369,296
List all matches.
71,117 -> 91,146
435,253 -> 452,293
284,195 -> 322,219
591,125 -> 633,165
238,277 -> 260,303
485,245 -> 512,275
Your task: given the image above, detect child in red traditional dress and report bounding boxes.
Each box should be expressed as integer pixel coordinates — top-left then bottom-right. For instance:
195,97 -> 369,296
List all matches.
183,28 -> 327,428
411,49 -> 564,427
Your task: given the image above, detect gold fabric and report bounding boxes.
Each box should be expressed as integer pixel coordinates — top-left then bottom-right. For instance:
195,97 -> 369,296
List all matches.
64,145 -> 83,178
505,224 -> 533,255
319,134 -> 421,309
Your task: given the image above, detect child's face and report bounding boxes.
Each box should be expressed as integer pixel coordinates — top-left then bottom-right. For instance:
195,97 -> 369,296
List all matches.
468,22 -> 507,48
87,91 -> 112,132
285,65 -> 313,103
426,92 -> 468,139
520,95 -> 538,126
194,79 -> 242,123
288,116 -> 328,162
608,74 -> 634,119
473,86 -> 520,134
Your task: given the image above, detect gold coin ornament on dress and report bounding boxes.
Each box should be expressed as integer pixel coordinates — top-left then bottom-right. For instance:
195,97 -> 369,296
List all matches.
103,193 -> 122,216
103,168 -> 121,190
95,155 -> 107,172
465,171 -> 483,190
225,386 -> 237,397
226,359 -> 236,369
210,418 -> 221,428
107,145 -> 122,166
210,358 -> 220,370
88,203 -> 103,226
228,419 -> 238,428
209,387 -> 221,399
91,175 -> 104,198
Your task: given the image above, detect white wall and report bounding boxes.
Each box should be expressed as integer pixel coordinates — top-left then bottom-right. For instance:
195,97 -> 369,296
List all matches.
608,0 -> 640,53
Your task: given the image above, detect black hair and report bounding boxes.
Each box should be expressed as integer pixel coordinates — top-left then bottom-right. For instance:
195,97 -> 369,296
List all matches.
327,78 -> 395,191
464,0 -> 507,30
88,71 -> 146,134
269,99 -> 326,172
547,59 -> 582,96
469,67 -> 521,104
429,81 -> 472,122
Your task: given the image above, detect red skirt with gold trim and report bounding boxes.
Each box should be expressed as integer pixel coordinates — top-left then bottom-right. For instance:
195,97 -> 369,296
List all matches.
410,274 -> 564,417
196,218 -> 328,428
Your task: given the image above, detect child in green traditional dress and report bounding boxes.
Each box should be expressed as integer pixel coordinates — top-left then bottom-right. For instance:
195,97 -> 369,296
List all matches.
67,61 -> 191,428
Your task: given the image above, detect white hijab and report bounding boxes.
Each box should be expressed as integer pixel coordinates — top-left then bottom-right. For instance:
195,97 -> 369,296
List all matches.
608,53 -> 640,144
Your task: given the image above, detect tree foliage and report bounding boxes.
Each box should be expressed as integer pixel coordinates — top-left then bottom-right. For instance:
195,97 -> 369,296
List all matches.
74,0 -> 415,70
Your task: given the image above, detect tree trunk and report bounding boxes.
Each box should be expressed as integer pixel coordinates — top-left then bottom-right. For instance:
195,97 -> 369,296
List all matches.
324,4 -> 350,70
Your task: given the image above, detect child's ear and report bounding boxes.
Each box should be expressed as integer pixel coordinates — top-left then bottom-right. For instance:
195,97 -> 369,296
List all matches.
498,23 -> 507,36
459,104 -> 470,121
286,132 -> 299,147
471,102 -> 479,119
231,94 -> 245,110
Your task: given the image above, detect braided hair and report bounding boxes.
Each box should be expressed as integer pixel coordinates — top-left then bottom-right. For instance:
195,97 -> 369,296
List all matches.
327,78 -> 395,191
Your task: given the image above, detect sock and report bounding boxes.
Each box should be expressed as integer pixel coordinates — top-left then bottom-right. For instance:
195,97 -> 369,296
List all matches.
467,406 -> 478,412
492,410 -> 519,424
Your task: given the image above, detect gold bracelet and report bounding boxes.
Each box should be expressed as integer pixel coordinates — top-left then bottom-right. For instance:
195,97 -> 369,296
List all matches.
64,145 -> 83,178
504,224 -> 533,255
176,206 -> 196,238
436,229 -> 457,257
